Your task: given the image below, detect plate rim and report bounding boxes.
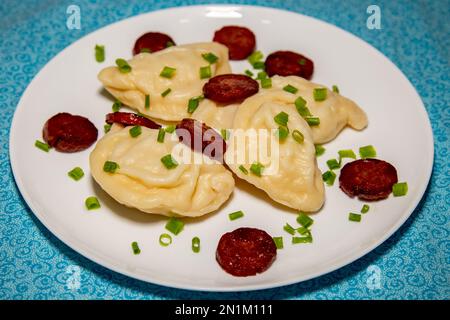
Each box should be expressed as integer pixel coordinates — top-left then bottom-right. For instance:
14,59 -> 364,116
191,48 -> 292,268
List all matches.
9,4 -> 435,292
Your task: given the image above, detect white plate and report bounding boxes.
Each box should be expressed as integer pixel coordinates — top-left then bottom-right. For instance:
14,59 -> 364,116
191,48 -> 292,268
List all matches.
10,5 -> 433,291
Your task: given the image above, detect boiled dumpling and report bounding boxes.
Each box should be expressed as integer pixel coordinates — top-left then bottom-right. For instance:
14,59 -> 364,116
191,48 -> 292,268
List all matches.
191,99 -> 238,129
90,125 -> 234,217
98,42 -> 231,122
243,76 -> 368,144
225,101 -> 325,212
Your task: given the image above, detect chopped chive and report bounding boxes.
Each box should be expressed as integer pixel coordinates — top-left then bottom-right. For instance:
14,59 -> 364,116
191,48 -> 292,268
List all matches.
295,96 -> 312,117
306,117 -> 320,126
276,126 -> 289,141
348,213 -> 361,222
315,145 -> 326,157
292,130 -> 304,144
161,154 -> 178,169
260,77 -> 272,89
145,94 -> 150,109
165,125 -> 176,133
332,85 -> 340,93
166,41 -> 175,48
359,145 -> 377,159
244,69 -> 254,77
95,45 -> 105,63
221,129 -> 230,140
297,212 -> 314,228
140,48 -> 151,53
112,99 -> 122,112
322,170 -> 337,186
104,123 -> 112,133
115,58 -> 131,73
313,88 -> 327,101
199,65 -> 212,79
326,159 -> 340,170
103,161 -> 119,173
256,71 -> 268,80
131,241 -> 141,255
35,140 -> 51,152
292,236 -> 313,244
273,237 -> 284,249
283,223 -> 296,235
202,52 -> 219,64
296,226 -> 310,236
274,111 -> 289,126
161,88 -> 172,97
85,196 -> 101,210
159,233 -> 172,246
248,51 -> 264,65
338,149 -> 356,162
361,204 -> 370,214
187,95 -> 204,113
252,61 -> 265,69
129,125 -> 142,138
392,182 -> 408,197
160,66 -> 176,78
192,237 -> 201,253
298,58 -> 306,66
283,84 -> 298,94
250,162 -> 264,177
165,217 -> 184,235
238,165 -> 248,175
68,167 -> 84,181
157,128 -> 166,143
228,210 -> 244,221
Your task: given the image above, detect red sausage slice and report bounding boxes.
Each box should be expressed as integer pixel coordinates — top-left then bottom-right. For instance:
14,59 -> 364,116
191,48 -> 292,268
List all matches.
176,118 -> 226,162
133,32 -> 176,55
105,112 -> 161,129
203,74 -> 259,104
339,159 -> 398,201
265,50 -> 314,80
213,26 -> 256,60
43,113 -> 98,153
216,227 -> 277,277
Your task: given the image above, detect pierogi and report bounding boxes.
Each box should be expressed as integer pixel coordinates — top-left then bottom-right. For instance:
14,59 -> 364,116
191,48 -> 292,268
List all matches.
90,125 -> 234,217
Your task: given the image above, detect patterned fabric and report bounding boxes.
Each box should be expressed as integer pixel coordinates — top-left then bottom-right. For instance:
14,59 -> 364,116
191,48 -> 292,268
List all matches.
0,0 -> 448,300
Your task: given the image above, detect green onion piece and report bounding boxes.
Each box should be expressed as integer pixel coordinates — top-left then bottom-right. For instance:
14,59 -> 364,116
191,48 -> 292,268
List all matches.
68,167 -> 84,181
283,223 -> 296,235
359,145 -> 377,159
112,99 -> 122,112
322,170 -> 337,186
161,154 -> 178,169
192,237 -> 201,253
298,58 -> 306,66
250,162 -> 264,177
283,84 -> 298,94
35,140 -> 51,152
297,212 -> 314,228
338,149 -> 356,162
361,204 -> 370,214
161,88 -> 172,97
140,48 -> 151,53
315,145 -> 326,157
159,233 -> 172,246
187,95 -> 204,113
165,217 -> 185,235
129,125 -> 142,138
165,125 -> 176,133
115,58 -> 131,73
274,111 -> 289,126
292,236 -> 313,244
332,85 -> 340,93
221,129 -> 229,140
160,66 -> 176,78
392,182 -> 408,197
306,117 -> 320,126
253,61 -> 265,69
348,213 -> 361,222
326,159 -> 340,170
157,128 -> 166,143
256,71 -> 268,80
228,210 -> 244,221
238,165 -> 248,175
202,52 -> 219,64
296,226 -> 310,236
95,45 -> 105,63
260,78 -> 272,89
244,69 -> 254,77
104,123 -> 112,133
145,94 -> 150,109
166,41 -> 175,48
248,51 -> 264,65
295,96 -> 312,117
292,130 -> 304,144
85,196 -> 101,210
313,88 -> 327,101
273,237 -> 284,249
103,161 -> 119,173
131,241 -> 141,255
199,65 -> 212,79
276,126 -> 289,141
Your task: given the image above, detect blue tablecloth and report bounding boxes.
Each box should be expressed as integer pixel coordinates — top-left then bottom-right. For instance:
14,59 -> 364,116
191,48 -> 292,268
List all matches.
0,0 -> 448,300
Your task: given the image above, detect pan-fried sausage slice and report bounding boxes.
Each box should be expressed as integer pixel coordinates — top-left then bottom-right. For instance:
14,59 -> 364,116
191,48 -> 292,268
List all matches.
133,32 -> 176,55
203,74 -> 259,104
213,26 -> 256,60
105,112 -> 161,129
265,50 -> 314,80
